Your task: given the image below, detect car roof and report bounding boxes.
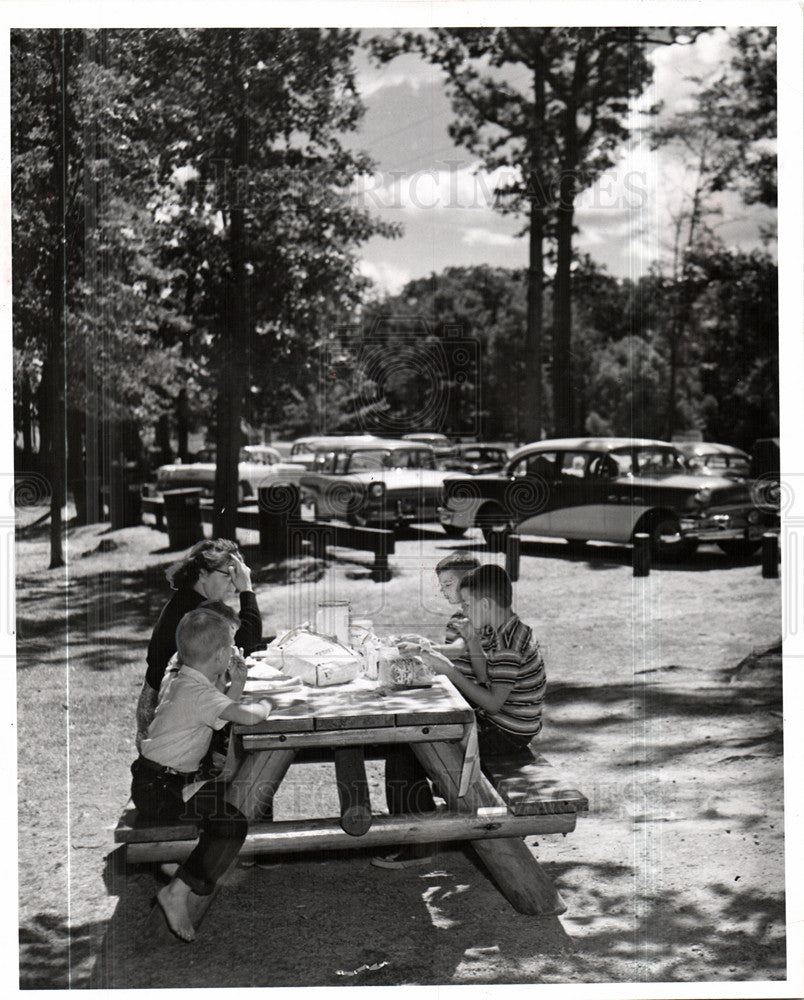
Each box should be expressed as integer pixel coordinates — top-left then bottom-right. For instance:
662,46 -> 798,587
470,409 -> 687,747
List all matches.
293,434 -> 384,447
315,438 -> 434,452
509,437 -> 678,462
676,441 -> 749,458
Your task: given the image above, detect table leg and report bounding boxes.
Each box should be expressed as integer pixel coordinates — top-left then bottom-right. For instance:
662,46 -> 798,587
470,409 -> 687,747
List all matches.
225,747 -> 297,820
412,740 -> 567,916
333,746 -> 372,836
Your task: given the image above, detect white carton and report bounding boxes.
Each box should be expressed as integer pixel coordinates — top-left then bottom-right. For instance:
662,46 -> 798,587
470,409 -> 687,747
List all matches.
271,630 -> 361,687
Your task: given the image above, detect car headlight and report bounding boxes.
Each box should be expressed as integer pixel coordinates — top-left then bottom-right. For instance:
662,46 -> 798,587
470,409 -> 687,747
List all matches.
693,487 -> 711,506
369,482 -> 384,499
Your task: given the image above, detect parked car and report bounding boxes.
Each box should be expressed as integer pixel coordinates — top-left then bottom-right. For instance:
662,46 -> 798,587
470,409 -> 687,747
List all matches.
402,432 -> 458,460
154,445 -> 306,501
441,443 -> 510,475
300,438 -> 459,528
438,436 -> 767,560
288,434 -> 385,469
675,441 -> 751,480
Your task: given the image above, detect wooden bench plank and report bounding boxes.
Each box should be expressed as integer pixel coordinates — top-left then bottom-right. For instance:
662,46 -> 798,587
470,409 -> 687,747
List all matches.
483,751 -> 589,816
115,800 -> 198,843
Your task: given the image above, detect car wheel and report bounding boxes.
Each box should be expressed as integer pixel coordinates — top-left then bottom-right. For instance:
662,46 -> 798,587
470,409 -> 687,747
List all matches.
645,515 -> 697,562
442,524 -> 467,539
478,504 -> 512,552
717,538 -> 761,560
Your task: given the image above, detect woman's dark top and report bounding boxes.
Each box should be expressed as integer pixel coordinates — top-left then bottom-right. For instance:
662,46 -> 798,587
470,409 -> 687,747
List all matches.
145,588 -> 263,691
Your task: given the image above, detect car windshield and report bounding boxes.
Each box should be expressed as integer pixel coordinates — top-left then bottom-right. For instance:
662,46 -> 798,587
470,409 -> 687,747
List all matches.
629,447 -> 686,476
346,448 -> 433,471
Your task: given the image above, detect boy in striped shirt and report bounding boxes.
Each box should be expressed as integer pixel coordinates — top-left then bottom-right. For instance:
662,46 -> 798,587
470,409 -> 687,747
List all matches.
427,563 -> 546,756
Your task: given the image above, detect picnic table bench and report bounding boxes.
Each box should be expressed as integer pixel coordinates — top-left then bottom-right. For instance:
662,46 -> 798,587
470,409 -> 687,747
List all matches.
115,677 -> 586,922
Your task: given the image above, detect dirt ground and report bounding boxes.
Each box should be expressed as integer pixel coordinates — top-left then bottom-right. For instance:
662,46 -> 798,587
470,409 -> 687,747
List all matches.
15,509 -> 787,989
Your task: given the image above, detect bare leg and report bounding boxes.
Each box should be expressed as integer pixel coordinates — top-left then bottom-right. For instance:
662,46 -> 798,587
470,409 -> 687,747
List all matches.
156,877 -> 197,942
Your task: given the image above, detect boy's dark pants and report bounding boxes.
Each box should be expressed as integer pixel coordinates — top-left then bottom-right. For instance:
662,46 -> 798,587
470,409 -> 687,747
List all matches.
131,756 -> 247,895
384,719 -> 532,814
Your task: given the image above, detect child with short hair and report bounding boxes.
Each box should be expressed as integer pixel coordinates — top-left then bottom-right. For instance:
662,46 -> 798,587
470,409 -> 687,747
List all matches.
131,606 -> 273,942
430,551 -> 494,681
425,563 -> 546,756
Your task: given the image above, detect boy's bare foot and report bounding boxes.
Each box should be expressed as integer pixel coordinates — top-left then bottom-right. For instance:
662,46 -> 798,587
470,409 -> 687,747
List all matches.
156,880 -> 196,942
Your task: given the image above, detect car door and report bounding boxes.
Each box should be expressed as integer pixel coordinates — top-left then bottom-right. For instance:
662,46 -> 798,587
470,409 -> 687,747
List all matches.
547,449 -> 609,541
508,451 -> 558,537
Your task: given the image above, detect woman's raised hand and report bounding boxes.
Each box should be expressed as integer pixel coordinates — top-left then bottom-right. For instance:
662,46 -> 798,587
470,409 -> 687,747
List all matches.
230,554 -> 252,593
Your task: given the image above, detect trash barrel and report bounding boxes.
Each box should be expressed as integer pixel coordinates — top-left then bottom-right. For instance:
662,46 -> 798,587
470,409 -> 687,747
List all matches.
109,472 -> 143,530
163,488 -> 204,550
258,483 -> 301,562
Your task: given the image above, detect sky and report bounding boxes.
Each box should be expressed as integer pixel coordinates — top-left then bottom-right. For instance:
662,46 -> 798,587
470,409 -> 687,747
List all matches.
347,27 -> 777,295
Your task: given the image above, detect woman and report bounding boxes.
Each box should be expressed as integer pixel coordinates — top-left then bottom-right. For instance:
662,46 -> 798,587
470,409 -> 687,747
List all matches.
135,538 -> 263,751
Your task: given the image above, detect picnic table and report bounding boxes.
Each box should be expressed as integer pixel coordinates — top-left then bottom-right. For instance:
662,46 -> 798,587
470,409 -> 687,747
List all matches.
119,672 -> 587,923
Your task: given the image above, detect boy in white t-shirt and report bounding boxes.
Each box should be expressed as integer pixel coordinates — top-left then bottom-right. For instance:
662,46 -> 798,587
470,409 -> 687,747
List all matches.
131,606 -> 272,942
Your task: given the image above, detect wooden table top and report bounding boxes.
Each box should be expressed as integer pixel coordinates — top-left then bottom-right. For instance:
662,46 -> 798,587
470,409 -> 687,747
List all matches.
234,675 -> 474,735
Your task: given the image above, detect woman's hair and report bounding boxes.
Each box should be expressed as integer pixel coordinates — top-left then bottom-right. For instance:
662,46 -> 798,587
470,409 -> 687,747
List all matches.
166,538 -> 240,591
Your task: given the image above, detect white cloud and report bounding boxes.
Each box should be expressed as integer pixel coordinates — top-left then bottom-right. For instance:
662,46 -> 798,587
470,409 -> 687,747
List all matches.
640,28 -> 732,122
350,161 -> 519,215
357,259 -> 411,295
462,227 -> 521,248
355,52 -> 443,99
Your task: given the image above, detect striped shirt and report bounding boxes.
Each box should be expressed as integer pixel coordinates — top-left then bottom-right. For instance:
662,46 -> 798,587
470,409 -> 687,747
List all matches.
482,614 -> 546,737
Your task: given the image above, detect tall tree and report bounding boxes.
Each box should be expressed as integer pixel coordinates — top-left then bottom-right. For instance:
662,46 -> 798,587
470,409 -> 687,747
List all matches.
11,28 -> 190,556
651,26 -> 777,436
702,27 -> 777,208
121,28 -> 397,538
372,28 -> 697,438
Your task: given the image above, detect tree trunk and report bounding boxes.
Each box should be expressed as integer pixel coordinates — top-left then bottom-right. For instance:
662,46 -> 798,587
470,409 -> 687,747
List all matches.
213,30 -> 250,541
552,168 -> 575,437
47,31 -> 68,567
67,409 -> 87,525
20,379 -> 33,464
176,388 -> 189,462
155,413 -> 172,466
522,57 -> 545,444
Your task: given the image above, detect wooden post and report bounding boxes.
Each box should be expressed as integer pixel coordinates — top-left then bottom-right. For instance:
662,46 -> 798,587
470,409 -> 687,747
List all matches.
333,747 -> 372,836
633,532 -> 650,577
505,534 -> 521,582
412,740 -> 567,916
258,483 -> 300,563
762,532 -> 779,579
